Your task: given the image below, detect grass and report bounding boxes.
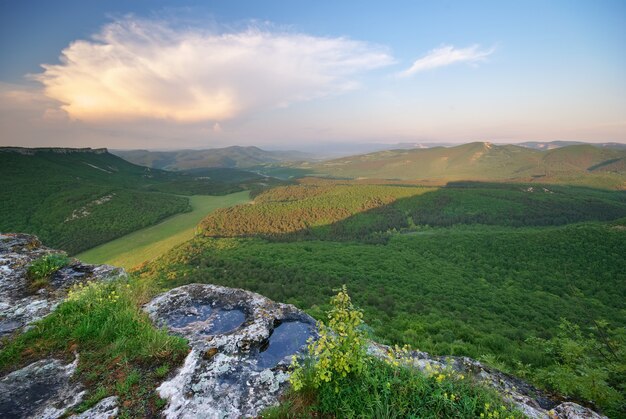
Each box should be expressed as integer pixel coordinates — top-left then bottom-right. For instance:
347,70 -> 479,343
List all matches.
265,358 -> 523,418
76,191 -> 250,269
26,253 -> 70,289
0,278 -> 188,417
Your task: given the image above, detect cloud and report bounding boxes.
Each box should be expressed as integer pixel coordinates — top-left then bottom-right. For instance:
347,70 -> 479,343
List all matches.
398,44 -> 494,77
33,17 -> 393,122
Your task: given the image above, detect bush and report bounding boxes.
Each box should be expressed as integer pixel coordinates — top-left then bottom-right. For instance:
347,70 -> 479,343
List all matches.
527,319 -> 625,416
290,285 -> 367,391
26,253 -> 70,288
278,287 -> 523,418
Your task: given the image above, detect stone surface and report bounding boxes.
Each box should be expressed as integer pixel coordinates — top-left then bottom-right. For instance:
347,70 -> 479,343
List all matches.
0,356 -> 85,419
0,233 -> 126,337
368,342 -> 607,419
70,396 -> 119,419
144,283 -> 317,418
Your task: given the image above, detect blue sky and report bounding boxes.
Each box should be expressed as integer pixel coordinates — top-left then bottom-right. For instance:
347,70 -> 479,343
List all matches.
1,0 -> 624,149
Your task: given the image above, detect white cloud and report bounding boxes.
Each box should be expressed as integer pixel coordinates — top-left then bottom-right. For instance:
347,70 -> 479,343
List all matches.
398,44 -> 495,77
33,17 -> 393,122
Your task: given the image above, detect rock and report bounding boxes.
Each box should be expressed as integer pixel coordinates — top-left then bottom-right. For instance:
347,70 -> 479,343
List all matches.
0,233 -> 126,337
552,402 -> 606,419
70,396 -> 119,419
144,283 -> 317,418
0,355 -> 85,418
368,342 -> 607,419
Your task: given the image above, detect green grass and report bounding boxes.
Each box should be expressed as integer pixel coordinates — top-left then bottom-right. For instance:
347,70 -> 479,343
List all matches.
0,278 -> 188,417
77,191 -> 250,269
266,358 -> 522,418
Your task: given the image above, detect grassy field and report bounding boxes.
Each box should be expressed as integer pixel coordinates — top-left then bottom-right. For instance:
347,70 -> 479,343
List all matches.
77,191 -> 250,269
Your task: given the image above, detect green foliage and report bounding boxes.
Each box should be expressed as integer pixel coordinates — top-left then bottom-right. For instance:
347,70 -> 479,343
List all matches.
200,179 -> 431,239
295,142 -> 626,189
290,286 -> 366,390
0,278 -> 188,417
527,319 -> 625,416
198,180 -> 626,242
275,291 -> 521,418
306,359 -> 521,419
27,253 -> 70,283
138,180 -> 626,413
0,149 -> 276,254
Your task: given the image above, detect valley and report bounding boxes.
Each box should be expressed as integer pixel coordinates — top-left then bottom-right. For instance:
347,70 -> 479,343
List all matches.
1,144 -> 625,417
76,191 -> 251,269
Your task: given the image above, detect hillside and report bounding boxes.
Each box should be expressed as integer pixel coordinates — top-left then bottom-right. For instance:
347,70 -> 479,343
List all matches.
294,142 -> 626,188
0,147 -> 273,254
112,146 -> 315,170
140,179 -> 626,416
517,141 -> 626,151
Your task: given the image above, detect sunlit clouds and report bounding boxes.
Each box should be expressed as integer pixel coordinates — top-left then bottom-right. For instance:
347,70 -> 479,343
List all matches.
398,45 -> 495,77
33,17 -> 394,122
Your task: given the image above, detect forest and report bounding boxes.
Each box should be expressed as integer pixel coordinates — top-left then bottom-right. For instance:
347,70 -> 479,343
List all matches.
0,149 -> 279,254
137,179 -> 626,415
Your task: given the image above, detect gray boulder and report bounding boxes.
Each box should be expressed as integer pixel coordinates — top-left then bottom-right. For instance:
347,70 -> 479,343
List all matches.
144,283 -> 317,418
0,233 -> 125,337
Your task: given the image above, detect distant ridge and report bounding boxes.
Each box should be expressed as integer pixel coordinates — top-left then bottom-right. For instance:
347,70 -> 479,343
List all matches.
0,147 -> 108,155
112,146 -> 316,170
295,142 -> 626,189
515,141 -> 626,151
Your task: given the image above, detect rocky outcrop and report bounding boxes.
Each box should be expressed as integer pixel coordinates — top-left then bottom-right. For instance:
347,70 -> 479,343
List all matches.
368,342 -> 607,419
0,354 -> 119,419
144,283 -> 317,418
0,233 -> 125,337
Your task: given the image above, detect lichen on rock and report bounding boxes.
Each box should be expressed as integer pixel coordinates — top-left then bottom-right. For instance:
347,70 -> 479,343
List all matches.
0,233 -> 126,337
144,283 -> 317,418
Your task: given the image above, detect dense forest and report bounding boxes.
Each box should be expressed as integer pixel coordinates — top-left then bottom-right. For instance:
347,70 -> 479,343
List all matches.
138,179 -> 626,415
0,149 -> 280,254
199,179 -> 626,241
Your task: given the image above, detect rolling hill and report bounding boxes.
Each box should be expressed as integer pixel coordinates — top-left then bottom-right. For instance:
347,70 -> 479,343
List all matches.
516,141 -> 626,151
294,142 -> 626,188
112,146 -> 315,170
0,147 -> 274,253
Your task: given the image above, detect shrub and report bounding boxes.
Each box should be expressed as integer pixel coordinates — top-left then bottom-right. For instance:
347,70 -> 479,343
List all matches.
290,285 -> 366,391
26,253 -> 70,288
273,287 -> 522,418
527,318 -> 625,416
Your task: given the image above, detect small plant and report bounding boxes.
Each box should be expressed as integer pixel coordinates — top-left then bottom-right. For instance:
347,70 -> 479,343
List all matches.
26,253 -> 70,289
290,285 -> 366,391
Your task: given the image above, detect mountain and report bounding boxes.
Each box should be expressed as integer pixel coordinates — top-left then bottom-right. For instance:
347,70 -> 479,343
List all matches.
295,142 -> 626,188
516,141 -> 626,151
112,146 -> 316,170
0,147 -> 272,253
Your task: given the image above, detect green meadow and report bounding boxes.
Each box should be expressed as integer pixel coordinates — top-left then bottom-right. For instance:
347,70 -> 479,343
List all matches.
77,191 -> 250,269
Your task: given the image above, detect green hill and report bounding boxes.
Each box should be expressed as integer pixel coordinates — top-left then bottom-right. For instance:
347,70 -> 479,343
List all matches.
296,142 -> 626,188
113,146 -> 314,170
0,147 -> 272,254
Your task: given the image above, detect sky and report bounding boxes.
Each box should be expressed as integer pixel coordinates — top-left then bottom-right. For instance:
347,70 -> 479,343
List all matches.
1,0 -> 625,150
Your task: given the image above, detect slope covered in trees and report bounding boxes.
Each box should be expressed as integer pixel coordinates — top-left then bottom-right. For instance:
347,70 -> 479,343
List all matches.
0,148 -> 274,254
136,179 -> 626,414
289,143 -> 626,188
